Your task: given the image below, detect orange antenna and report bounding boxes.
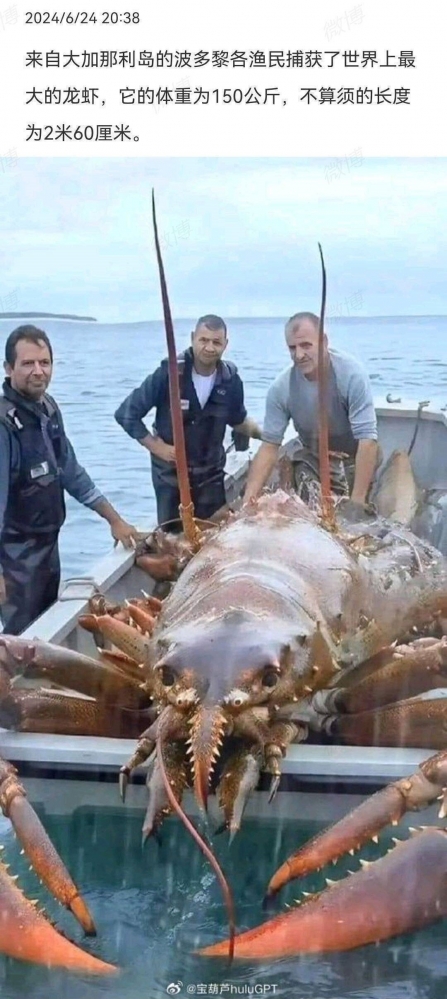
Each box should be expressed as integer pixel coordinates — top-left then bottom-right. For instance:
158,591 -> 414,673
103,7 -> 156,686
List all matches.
317,243 -> 336,529
151,191 -> 202,550
156,730 -> 235,963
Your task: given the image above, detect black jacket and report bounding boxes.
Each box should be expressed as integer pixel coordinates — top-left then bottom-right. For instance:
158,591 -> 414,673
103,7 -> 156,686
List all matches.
115,347 -> 247,477
0,380 -> 67,535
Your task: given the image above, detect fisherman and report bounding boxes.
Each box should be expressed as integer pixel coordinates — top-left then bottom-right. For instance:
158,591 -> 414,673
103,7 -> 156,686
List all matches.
243,312 -> 380,510
115,314 -> 262,527
0,325 -> 138,635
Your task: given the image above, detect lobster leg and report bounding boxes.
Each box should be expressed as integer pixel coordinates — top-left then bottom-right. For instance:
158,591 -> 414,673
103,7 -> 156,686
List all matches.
0,757 -> 96,935
0,688 -> 153,738
263,720 -> 306,801
332,637 -> 447,714
138,592 -> 164,615
0,639 -> 34,699
216,745 -> 263,841
119,734 -> 156,802
119,707 -> 190,801
330,696 -> 447,749
78,614 -> 152,664
126,602 -> 157,635
265,748 -> 447,901
0,633 -> 147,706
141,740 -> 190,842
135,552 -> 182,581
198,828 -> 447,958
97,648 -> 146,681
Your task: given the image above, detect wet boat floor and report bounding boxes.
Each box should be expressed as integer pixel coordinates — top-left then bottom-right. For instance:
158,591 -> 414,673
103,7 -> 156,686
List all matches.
0,794 -> 446,999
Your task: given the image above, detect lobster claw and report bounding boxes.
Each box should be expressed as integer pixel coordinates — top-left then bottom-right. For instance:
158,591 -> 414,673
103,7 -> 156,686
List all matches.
264,749 -> 447,901
198,829 -> 447,958
0,859 -> 116,973
199,751 -> 447,959
0,757 -> 95,935
0,756 -> 117,973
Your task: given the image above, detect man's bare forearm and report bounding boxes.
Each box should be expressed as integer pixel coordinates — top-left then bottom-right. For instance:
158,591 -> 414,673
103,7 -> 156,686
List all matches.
139,432 -> 160,454
243,442 -> 280,503
351,439 -> 379,503
233,417 -> 263,439
90,497 -> 125,527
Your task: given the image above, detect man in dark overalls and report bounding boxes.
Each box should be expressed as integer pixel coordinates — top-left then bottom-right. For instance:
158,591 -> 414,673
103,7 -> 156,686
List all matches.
115,315 -> 261,528
0,325 -> 138,635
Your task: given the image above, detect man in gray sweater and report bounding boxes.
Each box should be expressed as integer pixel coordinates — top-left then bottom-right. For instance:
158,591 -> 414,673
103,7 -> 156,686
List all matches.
243,312 -> 379,508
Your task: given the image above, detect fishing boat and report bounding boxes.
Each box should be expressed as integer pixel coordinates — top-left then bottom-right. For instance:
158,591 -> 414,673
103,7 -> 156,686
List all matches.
2,394 -> 447,820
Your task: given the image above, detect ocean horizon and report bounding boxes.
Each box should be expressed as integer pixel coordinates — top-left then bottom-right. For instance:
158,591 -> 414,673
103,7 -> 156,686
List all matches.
3,312 -> 447,322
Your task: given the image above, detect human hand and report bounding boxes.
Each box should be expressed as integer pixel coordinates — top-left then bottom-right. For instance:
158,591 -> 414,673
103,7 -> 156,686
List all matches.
337,497 -> 376,523
241,488 -> 259,508
151,439 -> 177,463
251,424 -> 263,440
110,518 -> 138,549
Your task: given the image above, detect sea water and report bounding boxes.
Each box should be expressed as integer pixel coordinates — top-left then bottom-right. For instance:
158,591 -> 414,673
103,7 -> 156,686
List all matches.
0,789 -> 446,999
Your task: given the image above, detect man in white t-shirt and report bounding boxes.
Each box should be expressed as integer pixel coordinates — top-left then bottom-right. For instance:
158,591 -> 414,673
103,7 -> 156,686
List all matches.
115,315 -> 261,526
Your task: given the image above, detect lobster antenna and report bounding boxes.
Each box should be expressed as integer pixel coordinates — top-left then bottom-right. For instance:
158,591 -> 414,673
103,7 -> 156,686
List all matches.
156,731 -> 236,963
151,190 -> 202,551
317,243 -> 336,529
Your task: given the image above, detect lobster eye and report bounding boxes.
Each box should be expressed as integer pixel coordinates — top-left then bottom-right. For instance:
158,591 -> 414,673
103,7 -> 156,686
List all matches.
262,669 -> 279,688
160,665 -> 176,687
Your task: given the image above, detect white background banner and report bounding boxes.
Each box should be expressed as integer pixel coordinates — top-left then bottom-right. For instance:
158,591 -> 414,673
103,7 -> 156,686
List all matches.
1,0 -> 446,157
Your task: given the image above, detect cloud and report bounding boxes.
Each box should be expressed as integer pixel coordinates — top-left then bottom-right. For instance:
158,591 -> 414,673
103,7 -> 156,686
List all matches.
1,157 -> 446,320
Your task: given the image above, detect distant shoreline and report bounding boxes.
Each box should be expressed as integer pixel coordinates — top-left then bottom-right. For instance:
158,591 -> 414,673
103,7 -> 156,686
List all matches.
0,312 -> 97,322
1,313 -> 446,326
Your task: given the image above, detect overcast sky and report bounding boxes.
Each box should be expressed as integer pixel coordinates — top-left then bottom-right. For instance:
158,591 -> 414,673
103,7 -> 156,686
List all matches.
1,157 -> 446,322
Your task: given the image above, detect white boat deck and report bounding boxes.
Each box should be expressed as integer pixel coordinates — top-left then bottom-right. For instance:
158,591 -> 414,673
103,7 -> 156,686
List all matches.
0,732 -> 434,783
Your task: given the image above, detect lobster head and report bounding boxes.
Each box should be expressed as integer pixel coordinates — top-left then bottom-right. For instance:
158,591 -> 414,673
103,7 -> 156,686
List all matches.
150,607 -> 329,810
